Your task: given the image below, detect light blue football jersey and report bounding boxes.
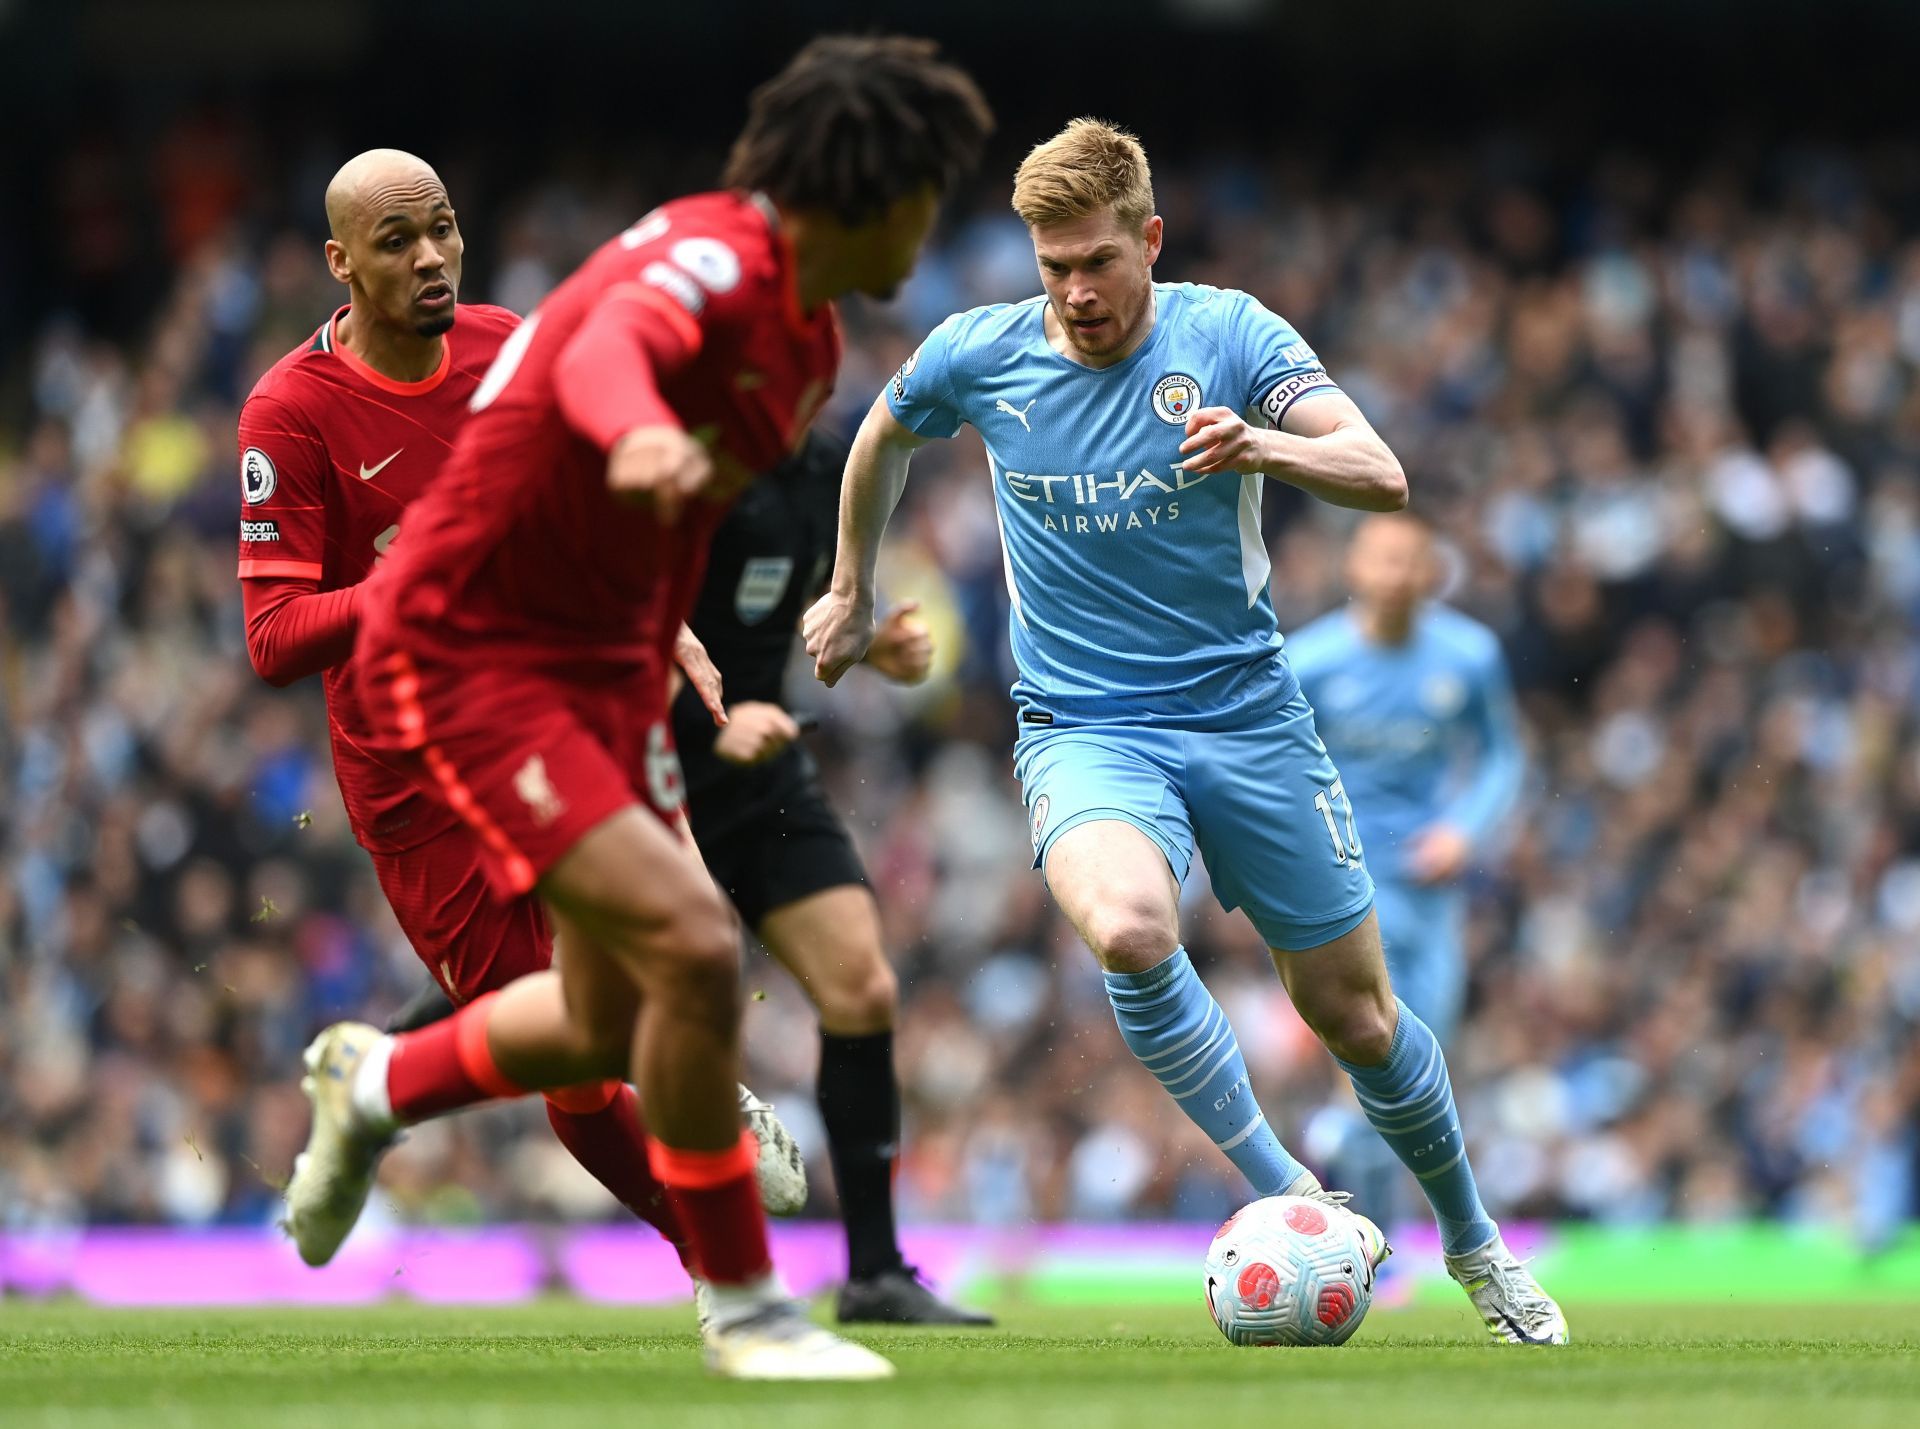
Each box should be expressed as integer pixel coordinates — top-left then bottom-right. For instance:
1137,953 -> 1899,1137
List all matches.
887,283 -> 1340,728
1284,604 -> 1524,879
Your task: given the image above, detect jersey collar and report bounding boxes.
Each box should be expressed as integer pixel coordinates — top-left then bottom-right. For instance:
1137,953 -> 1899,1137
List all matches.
747,190 -> 831,340
322,305 -> 454,396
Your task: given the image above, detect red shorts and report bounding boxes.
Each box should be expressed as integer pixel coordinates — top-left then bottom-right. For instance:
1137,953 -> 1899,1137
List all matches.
369,823 -> 553,1003
357,640 -> 684,903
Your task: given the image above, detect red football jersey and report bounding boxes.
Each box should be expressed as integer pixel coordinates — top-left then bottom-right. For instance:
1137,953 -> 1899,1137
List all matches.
373,190 -> 840,674
237,302 -> 519,852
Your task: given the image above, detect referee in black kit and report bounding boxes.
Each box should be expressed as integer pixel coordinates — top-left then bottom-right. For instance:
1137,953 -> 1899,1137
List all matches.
671,428 -> 989,1326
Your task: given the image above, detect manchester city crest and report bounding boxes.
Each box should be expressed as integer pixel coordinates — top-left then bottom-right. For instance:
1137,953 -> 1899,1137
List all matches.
1151,372 -> 1201,425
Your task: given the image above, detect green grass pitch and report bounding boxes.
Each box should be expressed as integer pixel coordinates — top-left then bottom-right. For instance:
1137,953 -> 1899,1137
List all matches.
3,1298 -> 1917,1428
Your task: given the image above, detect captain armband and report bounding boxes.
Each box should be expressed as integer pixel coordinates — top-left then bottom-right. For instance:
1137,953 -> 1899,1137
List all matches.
1259,369 -> 1337,426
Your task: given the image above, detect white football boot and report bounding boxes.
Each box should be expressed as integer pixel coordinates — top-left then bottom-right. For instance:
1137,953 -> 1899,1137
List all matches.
283,1022 -> 394,1266
1444,1233 -> 1570,1344
740,1084 -> 808,1216
1283,1170 -> 1393,1273
705,1298 -> 895,1381
694,1087 -> 805,1335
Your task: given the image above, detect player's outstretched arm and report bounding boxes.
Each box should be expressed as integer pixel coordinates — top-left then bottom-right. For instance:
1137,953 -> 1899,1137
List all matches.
802,394 -> 928,686
553,289 -> 711,523
1178,393 -> 1407,511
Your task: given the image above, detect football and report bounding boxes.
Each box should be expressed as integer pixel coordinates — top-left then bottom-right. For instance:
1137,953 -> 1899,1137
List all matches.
1203,1196 -> 1376,1346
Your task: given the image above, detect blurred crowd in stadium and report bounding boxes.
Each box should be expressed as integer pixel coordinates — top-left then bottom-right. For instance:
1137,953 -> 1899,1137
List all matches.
4,122 -> 1919,1246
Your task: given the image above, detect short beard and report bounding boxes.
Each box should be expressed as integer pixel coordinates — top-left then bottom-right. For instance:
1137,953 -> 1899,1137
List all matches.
1065,322 -> 1115,356
413,312 -> 455,338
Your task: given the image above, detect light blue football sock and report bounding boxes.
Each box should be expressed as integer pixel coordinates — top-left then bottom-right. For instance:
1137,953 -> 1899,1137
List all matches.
1336,998 -> 1497,1255
1103,947 -> 1305,1196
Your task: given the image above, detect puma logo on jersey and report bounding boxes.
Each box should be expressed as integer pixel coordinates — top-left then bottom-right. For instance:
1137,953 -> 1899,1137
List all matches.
513,754 -> 566,826
996,398 -> 1037,431
358,449 -> 403,481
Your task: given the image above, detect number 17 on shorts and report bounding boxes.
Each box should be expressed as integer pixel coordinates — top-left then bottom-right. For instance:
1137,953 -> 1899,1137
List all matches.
1313,778 -> 1364,866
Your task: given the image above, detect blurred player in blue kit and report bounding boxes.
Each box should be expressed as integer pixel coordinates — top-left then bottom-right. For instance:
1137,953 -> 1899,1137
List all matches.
805,119 -> 1566,1343
1287,513 -> 1524,1239
1287,513 -> 1524,1047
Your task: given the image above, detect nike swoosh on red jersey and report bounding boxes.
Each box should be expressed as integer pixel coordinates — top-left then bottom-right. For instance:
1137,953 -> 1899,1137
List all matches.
358,449 -> 403,481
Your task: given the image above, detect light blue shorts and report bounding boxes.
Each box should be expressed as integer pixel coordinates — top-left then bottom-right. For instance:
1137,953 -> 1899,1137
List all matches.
1372,877 -> 1468,1045
1014,688 -> 1375,952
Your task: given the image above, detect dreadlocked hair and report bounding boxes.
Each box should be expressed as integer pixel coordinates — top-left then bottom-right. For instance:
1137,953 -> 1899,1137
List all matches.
722,35 -> 994,226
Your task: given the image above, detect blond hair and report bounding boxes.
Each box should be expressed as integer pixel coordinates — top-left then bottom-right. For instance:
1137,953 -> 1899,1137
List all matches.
1011,118 -> 1154,230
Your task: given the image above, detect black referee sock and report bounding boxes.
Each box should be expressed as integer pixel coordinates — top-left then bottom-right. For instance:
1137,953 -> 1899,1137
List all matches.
817,1029 -> 904,1281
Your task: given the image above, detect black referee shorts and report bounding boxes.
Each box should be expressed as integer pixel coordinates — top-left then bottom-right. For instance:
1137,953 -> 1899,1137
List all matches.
687,746 -> 870,931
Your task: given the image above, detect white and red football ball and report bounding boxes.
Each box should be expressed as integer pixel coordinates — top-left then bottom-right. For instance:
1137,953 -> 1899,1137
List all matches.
1203,1195 -> 1376,1346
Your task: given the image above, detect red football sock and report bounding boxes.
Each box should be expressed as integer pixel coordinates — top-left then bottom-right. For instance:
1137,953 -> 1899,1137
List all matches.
545,1084 -> 693,1270
647,1131 -> 772,1286
386,991 -> 524,1122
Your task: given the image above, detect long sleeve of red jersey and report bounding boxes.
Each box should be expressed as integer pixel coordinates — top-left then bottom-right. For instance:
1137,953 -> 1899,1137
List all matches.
243,575 -> 364,687
552,284 -> 703,453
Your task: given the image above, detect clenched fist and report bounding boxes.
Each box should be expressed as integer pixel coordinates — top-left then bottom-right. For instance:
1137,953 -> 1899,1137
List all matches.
802,588 -> 876,688
1177,406 -> 1268,477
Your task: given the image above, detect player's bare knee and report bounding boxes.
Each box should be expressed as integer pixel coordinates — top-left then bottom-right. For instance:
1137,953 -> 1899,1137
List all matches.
561,1008 -> 632,1078
1081,901 -> 1178,973
659,912 -> 742,1026
613,878 -> 732,969
1315,1004 -> 1395,1066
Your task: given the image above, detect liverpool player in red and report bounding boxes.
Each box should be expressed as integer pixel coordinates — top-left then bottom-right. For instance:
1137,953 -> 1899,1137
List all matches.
239,149 -> 799,1294
283,39 -> 992,1380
